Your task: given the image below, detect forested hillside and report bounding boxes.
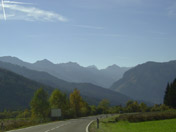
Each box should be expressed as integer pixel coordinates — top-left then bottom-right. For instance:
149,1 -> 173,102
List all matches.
111,61 -> 176,104
0,68 -> 54,111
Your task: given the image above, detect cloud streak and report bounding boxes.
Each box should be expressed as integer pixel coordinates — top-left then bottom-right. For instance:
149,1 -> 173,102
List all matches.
1,0 -> 6,20
4,1 -> 32,5
0,1 -> 68,22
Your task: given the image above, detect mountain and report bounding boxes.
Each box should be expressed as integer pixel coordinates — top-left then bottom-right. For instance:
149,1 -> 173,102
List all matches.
111,61 -> 176,104
0,61 -> 130,107
0,68 -> 54,111
0,56 -> 30,68
0,56 -> 130,88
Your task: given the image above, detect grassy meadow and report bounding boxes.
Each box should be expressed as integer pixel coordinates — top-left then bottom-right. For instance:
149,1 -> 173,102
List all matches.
89,113 -> 176,132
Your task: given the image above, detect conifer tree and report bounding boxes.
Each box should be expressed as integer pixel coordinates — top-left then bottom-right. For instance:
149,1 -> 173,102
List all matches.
164,79 -> 176,108
164,83 -> 170,106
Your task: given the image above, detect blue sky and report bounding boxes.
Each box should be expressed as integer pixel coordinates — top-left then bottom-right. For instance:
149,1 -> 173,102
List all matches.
0,0 -> 176,69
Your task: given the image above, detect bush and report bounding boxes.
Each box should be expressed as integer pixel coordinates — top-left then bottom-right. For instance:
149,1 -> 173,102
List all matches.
1,118 -> 51,131
115,110 -> 176,123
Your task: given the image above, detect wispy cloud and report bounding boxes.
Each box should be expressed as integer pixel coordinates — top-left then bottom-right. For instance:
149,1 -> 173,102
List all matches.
4,1 -> 32,5
74,25 -> 104,30
0,1 -> 68,22
1,0 -> 6,20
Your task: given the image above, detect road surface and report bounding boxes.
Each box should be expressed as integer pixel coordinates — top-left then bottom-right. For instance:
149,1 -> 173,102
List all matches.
7,116 -> 101,132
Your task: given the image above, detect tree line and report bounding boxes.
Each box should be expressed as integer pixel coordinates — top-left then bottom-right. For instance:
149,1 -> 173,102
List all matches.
30,88 -> 91,120
30,87 -> 172,121
1,79 -> 175,121
164,79 -> 176,108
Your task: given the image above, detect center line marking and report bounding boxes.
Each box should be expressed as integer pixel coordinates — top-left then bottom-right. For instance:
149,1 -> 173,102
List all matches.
44,122 -> 71,132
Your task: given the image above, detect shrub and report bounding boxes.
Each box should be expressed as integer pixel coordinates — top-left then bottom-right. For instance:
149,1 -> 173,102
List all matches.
115,110 -> 176,122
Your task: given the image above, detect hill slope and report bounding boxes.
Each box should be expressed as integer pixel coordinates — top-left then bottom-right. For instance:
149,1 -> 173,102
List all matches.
0,61 -> 130,107
111,61 -> 176,104
0,56 -> 130,88
0,68 -> 54,111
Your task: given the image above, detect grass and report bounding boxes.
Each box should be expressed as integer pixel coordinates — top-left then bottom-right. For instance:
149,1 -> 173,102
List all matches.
90,117 -> 176,132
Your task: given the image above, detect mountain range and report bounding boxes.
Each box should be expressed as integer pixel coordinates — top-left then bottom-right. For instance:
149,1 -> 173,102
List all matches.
111,61 -> 176,104
0,56 -> 130,88
1,56 -> 176,106
0,60 -> 130,110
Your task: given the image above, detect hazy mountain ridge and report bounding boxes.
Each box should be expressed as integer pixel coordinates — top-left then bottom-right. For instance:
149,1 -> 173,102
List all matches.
111,60 -> 176,104
0,61 -> 130,108
0,56 -> 130,88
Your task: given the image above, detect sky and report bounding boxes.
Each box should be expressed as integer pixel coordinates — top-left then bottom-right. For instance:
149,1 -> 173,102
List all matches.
0,0 -> 176,69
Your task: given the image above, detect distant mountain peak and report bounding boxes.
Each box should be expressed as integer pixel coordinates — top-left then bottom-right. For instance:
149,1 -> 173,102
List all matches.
67,61 -> 79,65
106,64 -> 120,70
87,65 -> 98,70
0,56 -> 27,66
60,62 -> 80,67
0,56 -> 22,61
34,59 -> 54,65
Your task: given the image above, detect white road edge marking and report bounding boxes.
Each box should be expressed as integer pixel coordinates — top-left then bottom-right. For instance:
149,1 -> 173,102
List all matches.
86,120 -> 94,132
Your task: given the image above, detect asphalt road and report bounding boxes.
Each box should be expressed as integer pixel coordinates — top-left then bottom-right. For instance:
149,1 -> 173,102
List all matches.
7,116 -> 100,132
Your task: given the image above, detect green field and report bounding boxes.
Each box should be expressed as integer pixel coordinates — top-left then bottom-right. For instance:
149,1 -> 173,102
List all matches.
90,118 -> 176,132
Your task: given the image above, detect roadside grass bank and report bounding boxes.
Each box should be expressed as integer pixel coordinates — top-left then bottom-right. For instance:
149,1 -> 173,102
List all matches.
89,111 -> 176,132
89,115 -> 119,132
89,118 -> 176,132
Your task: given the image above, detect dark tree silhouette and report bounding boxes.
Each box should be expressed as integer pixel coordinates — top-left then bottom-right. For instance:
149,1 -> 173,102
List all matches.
164,79 -> 176,108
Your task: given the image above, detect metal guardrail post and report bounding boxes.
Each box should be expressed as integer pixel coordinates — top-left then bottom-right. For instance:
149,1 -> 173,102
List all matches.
1,122 -> 4,132
96,118 -> 99,129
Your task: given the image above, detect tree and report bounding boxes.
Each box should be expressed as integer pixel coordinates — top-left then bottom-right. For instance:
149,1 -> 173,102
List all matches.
108,106 -> 122,114
139,102 -> 148,112
90,105 -> 98,115
80,101 -> 91,116
98,99 -> 110,114
164,83 -> 170,106
126,100 -> 133,107
164,79 -> 176,108
160,104 -> 169,111
30,88 -> 50,120
69,89 -> 83,117
151,104 -> 161,112
49,89 -> 68,118
17,109 -> 31,118
126,101 -> 140,113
